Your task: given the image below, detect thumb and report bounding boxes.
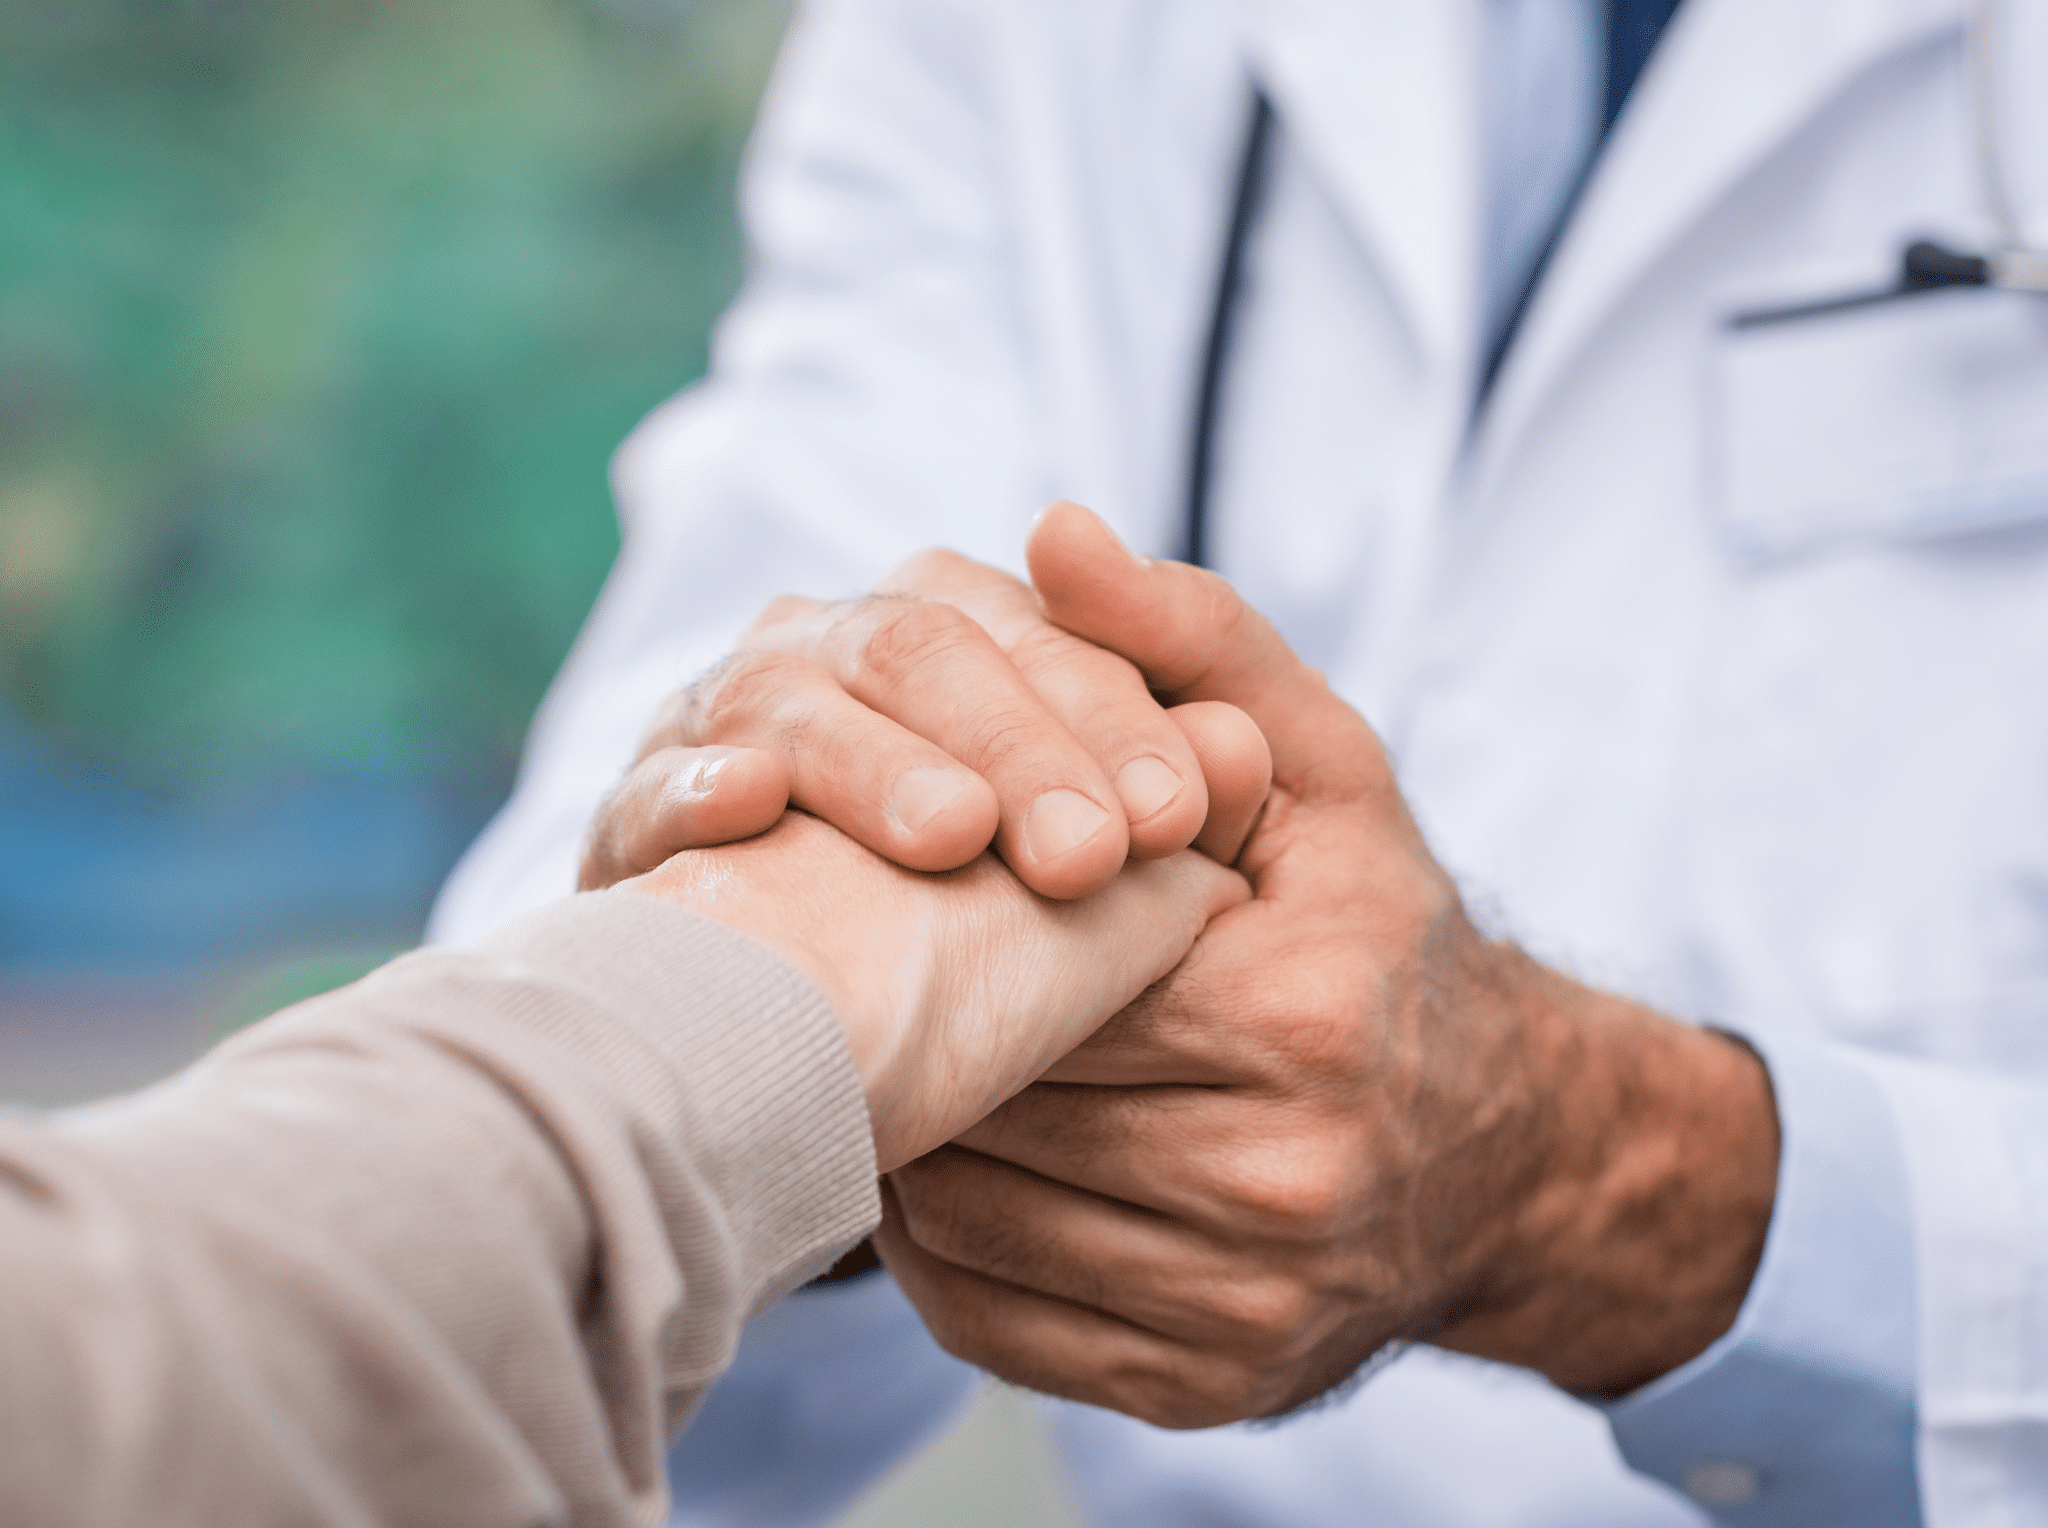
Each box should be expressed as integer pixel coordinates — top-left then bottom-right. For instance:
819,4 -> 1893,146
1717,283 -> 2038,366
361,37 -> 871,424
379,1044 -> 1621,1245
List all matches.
1026,501 -> 1383,799
579,745 -> 791,889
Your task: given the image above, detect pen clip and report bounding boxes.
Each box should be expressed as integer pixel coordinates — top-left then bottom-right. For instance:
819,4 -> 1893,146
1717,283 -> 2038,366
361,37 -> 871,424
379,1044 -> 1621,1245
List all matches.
1726,240 -> 1991,330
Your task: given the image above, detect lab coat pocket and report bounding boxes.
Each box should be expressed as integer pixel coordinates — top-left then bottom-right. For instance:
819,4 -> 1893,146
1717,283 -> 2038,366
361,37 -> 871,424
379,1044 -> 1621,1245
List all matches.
1711,285 -> 2048,558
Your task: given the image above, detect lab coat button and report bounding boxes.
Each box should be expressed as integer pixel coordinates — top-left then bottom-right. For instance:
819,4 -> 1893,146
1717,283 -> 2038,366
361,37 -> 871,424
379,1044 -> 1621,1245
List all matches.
1683,1460 -> 1760,1505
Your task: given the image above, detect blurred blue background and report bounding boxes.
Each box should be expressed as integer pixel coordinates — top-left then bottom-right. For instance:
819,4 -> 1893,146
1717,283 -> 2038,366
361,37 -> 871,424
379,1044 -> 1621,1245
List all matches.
2,0 -> 789,1098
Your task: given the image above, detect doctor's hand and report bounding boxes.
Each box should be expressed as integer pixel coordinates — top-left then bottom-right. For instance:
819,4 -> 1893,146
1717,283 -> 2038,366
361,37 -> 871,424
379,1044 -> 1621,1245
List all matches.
873,503 -> 1783,1422
579,544 -> 1272,901
620,810 -> 1247,1173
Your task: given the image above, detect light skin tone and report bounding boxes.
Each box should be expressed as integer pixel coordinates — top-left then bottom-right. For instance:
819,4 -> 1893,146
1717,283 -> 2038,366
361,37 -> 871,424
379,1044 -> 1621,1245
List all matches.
590,501 -> 1781,1417
617,811 -> 1249,1175
582,556 -> 1273,900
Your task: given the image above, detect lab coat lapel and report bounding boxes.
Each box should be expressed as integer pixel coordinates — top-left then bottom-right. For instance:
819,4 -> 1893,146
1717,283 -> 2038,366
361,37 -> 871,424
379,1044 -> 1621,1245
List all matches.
1479,0 -> 1964,482
1236,0 -> 1483,403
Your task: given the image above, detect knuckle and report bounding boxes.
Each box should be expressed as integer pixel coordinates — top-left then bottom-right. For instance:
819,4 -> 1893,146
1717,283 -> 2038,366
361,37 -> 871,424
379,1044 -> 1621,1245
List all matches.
752,592 -> 819,630
1219,1276 -> 1318,1351
1217,1138 -> 1353,1237
1014,1349 -> 1190,1427
1248,985 -> 1376,1087
686,649 -> 813,741
1255,1168 -> 1350,1238
955,711 -> 1055,777
1006,618 -> 1094,674
853,596 -> 984,682
883,547 -> 977,593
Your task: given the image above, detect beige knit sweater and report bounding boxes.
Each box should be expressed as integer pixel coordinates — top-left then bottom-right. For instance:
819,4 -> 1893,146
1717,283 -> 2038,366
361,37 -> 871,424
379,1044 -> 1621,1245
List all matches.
0,890 -> 881,1527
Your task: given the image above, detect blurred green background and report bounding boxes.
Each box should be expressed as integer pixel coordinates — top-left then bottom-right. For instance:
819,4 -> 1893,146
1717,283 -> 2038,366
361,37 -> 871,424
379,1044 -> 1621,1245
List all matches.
2,0 -> 789,1086
0,16 -> 1096,1520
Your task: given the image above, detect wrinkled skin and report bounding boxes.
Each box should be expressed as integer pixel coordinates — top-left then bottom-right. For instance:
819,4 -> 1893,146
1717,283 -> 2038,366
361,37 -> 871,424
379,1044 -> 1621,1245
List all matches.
588,501 -> 1779,1423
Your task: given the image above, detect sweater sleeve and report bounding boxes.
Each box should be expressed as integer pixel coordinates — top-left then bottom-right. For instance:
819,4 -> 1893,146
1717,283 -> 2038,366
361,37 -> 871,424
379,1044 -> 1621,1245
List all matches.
0,889 -> 880,1528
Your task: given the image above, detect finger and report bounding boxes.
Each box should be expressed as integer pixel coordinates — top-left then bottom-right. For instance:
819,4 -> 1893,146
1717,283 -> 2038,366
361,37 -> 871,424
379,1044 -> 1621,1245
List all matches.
880,551 -> 1211,859
673,651 -> 1000,872
579,746 -> 790,889
754,594 -> 1130,899
1031,893 -> 1308,1088
1026,501 -> 1385,800
875,1184 -> 1285,1428
892,1147 -> 1321,1354
950,1083 -> 1300,1224
1167,702 -> 1270,863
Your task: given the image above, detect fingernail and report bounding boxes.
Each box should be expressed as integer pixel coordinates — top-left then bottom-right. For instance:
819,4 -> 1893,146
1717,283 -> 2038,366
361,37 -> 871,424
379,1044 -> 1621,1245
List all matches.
1023,789 -> 1114,862
1115,756 -> 1184,822
668,752 -> 732,802
891,767 -> 969,835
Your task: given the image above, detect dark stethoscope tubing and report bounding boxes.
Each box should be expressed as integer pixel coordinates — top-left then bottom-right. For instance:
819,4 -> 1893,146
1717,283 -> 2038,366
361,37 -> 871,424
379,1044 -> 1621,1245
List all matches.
1184,91 -> 1274,570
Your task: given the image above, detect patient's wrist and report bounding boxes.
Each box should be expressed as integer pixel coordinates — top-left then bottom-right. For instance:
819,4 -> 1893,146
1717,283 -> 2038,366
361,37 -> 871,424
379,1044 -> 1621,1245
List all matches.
616,823 -> 897,1091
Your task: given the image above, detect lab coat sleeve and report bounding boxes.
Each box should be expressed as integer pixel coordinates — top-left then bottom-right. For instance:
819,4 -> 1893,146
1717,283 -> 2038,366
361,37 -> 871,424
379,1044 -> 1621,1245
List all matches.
1608,1028 -> 2048,1527
428,0 -> 1056,944
1862,1051 -> 2048,1525
1603,1031 -> 1921,1523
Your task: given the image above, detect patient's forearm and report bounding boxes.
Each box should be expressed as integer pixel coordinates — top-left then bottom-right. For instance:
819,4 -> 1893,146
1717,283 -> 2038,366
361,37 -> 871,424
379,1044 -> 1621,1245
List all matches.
0,893 -> 877,1527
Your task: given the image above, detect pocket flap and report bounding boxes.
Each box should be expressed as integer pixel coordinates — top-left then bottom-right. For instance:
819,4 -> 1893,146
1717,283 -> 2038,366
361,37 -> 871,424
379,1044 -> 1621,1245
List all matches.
1712,285 -> 2048,558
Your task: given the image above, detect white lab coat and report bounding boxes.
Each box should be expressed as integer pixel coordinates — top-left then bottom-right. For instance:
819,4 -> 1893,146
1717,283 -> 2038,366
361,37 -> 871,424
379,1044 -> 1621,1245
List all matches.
432,0 -> 2048,1522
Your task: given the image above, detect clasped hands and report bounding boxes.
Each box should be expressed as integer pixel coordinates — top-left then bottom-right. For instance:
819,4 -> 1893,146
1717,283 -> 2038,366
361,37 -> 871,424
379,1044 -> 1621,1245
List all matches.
603,502 -> 1781,1424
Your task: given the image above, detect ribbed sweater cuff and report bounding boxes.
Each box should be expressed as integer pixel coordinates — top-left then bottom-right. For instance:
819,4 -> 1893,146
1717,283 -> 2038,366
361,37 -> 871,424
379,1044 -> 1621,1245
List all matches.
477,890 -> 882,1329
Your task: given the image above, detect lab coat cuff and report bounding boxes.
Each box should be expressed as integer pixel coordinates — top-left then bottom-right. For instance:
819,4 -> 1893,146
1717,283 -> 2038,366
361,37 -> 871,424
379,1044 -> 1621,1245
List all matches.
1601,1029 -> 1921,1523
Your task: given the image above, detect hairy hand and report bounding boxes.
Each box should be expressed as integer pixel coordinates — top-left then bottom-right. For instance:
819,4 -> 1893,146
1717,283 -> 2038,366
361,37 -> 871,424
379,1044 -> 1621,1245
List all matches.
874,503 -> 1779,1422
579,550 -> 1271,898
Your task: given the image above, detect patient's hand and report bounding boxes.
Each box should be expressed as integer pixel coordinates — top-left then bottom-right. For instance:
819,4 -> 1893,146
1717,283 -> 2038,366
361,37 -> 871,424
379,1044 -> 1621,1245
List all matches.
579,536 -> 1271,898
619,811 -> 1246,1172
